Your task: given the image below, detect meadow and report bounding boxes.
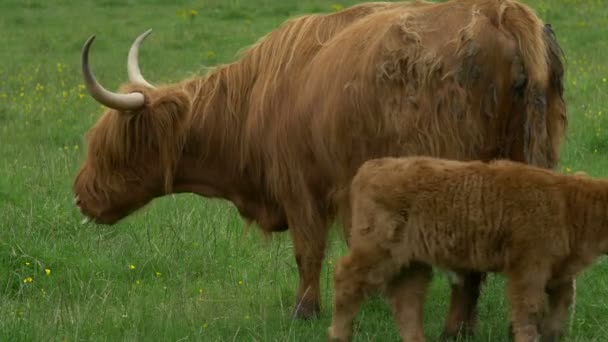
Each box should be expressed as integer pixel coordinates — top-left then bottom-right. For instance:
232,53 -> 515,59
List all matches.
1,0 -> 608,340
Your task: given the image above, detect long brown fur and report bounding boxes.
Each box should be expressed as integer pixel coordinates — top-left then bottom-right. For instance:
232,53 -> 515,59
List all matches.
328,156 -> 607,342
74,0 -> 567,326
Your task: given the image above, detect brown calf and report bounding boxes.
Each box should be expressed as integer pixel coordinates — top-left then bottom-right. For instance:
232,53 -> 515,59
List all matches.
329,157 -> 605,342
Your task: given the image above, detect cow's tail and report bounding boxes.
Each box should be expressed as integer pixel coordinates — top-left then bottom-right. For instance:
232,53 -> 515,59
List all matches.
497,0 -> 566,169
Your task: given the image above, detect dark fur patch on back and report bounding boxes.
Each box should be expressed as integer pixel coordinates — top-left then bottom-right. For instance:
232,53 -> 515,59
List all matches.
457,41 -> 481,86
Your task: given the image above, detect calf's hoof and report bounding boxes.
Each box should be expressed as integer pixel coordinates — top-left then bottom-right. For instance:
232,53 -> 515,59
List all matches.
291,300 -> 321,320
328,326 -> 351,342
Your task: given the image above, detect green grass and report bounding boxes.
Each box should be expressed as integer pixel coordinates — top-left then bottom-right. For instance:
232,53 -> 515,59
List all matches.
1,0 -> 608,340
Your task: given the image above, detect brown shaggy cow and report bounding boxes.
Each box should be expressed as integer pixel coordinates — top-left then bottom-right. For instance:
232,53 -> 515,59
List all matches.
73,0 -> 567,335
327,156 -> 607,342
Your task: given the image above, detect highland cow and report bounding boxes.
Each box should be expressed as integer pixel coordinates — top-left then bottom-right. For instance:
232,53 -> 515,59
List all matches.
327,157 -> 603,342
73,0 -> 567,335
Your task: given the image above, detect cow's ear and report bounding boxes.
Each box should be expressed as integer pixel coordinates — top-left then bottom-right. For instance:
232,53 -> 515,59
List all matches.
116,83 -> 191,121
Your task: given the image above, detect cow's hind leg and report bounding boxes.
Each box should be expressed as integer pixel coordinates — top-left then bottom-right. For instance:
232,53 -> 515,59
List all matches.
440,271 -> 486,341
387,262 -> 433,342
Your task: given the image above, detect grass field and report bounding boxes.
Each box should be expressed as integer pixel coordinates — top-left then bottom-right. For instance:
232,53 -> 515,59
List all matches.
1,0 -> 608,341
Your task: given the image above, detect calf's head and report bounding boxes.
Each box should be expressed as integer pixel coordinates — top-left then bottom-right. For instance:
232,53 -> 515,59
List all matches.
74,31 -> 191,224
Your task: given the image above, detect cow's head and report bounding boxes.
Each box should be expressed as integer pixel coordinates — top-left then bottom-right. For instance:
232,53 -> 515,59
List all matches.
74,30 -> 191,224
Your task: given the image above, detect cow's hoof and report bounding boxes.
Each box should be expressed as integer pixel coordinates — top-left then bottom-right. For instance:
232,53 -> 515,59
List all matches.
291,300 -> 321,320
439,326 -> 474,341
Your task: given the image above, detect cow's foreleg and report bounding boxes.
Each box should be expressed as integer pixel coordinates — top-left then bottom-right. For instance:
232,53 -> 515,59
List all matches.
289,223 -> 328,320
440,271 -> 486,341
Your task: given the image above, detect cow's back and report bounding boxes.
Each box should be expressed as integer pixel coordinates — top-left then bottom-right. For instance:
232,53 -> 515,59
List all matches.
303,0 -> 533,179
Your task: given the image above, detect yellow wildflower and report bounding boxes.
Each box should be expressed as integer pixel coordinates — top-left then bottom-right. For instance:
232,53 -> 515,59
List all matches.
331,4 -> 344,11
45,268 -> 51,276
129,264 -> 136,270
155,271 -> 162,277
23,276 -> 33,283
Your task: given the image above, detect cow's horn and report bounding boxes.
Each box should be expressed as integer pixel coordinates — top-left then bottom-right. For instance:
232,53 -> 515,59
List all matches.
128,29 -> 155,88
81,35 -> 145,110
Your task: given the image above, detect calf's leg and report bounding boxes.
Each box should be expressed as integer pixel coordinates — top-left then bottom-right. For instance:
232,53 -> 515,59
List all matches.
506,269 -> 550,342
387,262 -> 433,342
540,278 -> 576,342
441,271 -> 486,341
328,248 -> 398,341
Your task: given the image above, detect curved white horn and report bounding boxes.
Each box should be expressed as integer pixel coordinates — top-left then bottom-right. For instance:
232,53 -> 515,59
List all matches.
128,29 -> 155,88
81,35 -> 145,110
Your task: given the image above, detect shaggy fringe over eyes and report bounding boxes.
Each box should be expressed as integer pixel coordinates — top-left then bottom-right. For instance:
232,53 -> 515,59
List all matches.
84,85 -> 192,198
